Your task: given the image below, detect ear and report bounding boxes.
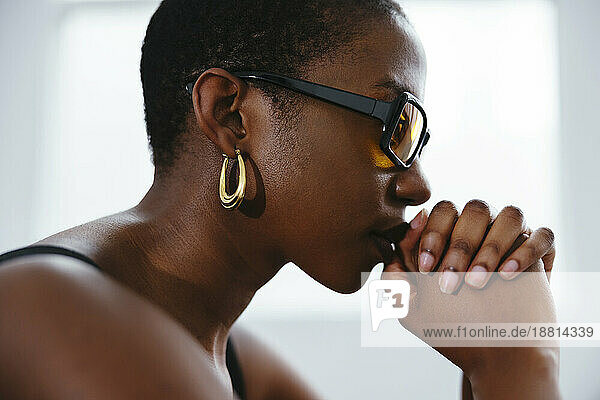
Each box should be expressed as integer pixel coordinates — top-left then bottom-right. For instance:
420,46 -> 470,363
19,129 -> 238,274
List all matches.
191,68 -> 248,158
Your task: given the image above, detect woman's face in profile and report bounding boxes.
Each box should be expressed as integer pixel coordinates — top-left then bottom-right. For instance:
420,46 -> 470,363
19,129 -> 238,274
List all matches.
254,16 -> 431,293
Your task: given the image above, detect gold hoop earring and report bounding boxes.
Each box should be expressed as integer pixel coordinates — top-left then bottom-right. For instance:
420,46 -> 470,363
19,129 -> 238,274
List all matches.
219,148 -> 246,209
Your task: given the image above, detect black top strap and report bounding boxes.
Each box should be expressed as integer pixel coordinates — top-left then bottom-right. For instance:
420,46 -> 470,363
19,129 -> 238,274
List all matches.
226,336 -> 247,400
0,245 -> 102,270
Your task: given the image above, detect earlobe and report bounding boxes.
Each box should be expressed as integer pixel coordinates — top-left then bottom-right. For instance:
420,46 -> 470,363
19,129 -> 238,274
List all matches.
190,68 -> 247,158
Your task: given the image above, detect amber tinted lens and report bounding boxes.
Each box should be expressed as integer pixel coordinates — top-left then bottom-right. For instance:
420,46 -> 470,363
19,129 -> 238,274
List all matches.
390,102 -> 425,164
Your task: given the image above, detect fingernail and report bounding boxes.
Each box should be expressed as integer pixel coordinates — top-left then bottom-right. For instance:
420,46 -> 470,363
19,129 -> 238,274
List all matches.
410,209 -> 425,229
439,269 -> 460,294
466,265 -> 488,288
500,260 -> 519,279
419,251 -> 434,274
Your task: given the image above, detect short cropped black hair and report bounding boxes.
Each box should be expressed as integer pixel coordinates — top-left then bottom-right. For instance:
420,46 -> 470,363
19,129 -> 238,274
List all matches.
140,0 -> 406,173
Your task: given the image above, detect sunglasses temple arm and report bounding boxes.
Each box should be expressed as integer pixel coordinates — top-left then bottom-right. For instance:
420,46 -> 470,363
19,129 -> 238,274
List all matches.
232,72 -> 396,122
186,72 -> 394,121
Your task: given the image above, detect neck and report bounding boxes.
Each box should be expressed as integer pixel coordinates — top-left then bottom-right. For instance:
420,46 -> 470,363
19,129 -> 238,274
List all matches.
110,164 -> 284,363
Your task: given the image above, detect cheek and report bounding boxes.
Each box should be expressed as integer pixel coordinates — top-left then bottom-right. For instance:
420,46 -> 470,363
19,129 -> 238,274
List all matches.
264,123 -> 385,283
267,110 -> 382,238
366,139 -> 396,169
346,112 -> 395,170
286,143 -> 379,240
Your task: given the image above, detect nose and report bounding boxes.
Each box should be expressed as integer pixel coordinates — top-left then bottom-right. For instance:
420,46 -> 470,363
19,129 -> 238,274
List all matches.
393,159 -> 431,206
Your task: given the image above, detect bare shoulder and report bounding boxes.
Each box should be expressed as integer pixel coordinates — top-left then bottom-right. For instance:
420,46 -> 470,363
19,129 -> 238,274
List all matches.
0,254 -> 228,400
230,325 -> 322,400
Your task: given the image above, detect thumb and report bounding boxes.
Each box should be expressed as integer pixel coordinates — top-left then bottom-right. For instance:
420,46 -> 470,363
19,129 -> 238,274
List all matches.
381,260 -> 416,294
381,260 -> 419,305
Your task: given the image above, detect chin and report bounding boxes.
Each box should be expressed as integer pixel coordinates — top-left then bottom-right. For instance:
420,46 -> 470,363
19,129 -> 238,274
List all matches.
319,256 -> 380,295
330,274 -> 364,294
295,238 -> 381,294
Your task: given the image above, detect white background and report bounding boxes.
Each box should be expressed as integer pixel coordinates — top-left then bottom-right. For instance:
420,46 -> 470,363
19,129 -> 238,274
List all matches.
1,0 -> 599,398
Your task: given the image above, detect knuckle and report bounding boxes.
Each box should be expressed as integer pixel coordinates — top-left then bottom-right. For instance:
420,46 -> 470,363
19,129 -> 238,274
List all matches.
480,241 -> 501,258
464,199 -> 491,218
432,200 -> 458,217
500,205 -> 525,225
537,227 -> 555,246
449,238 -> 474,256
420,230 -> 443,249
525,259 -> 544,272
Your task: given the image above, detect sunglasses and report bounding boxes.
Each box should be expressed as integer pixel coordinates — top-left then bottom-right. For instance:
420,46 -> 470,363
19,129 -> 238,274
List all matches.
186,71 -> 430,168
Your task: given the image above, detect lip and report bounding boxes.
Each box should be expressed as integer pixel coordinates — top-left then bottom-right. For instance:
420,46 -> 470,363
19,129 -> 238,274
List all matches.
369,230 -> 406,266
369,232 -> 394,264
369,219 -> 411,265
372,221 -> 411,244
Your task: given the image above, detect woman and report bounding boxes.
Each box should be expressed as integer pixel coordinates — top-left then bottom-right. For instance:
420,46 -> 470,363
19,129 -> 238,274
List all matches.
0,0 -> 559,399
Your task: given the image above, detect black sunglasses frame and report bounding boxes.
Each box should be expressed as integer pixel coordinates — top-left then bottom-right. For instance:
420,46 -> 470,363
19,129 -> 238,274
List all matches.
186,71 -> 430,168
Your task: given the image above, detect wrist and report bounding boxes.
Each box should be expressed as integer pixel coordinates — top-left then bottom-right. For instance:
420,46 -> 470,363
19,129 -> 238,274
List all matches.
467,348 -> 560,400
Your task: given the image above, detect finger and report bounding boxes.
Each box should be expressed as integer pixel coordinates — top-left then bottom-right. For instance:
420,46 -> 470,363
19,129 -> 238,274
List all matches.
382,260 -> 417,287
380,263 -> 418,311
438,200 -> 492,294
521,228 -> 555,283
418,201 -> 459,274
381,209 -> 427,273
382,209 -> 428,274
465,205 -> 527,289
393,209 -> 429,272
519,228 -> 555,283
544,247 -> 555,283
498,227 -> 555,280
381,210 -> 429,302
538,228 -> 555,283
